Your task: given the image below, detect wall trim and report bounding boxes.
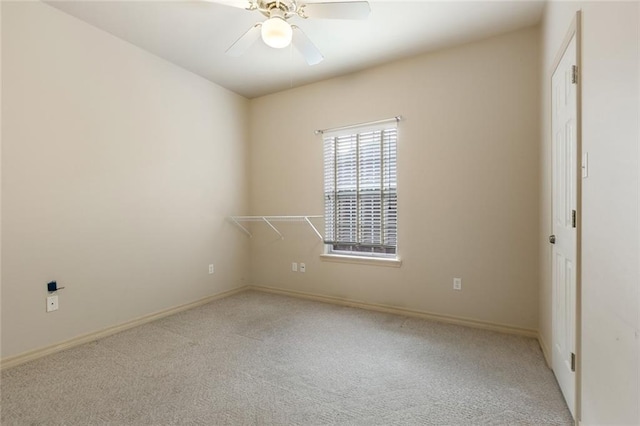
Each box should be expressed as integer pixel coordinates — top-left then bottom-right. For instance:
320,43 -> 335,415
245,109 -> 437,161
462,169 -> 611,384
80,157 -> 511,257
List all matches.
0,286 -> 248,370
248,285 -> 538,338
319,254 -> 402,268
538,331 -> 552,368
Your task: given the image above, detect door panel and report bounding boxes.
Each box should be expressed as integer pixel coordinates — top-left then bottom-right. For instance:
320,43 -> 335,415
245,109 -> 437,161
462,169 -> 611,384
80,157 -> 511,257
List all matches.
551,35 -> 577,418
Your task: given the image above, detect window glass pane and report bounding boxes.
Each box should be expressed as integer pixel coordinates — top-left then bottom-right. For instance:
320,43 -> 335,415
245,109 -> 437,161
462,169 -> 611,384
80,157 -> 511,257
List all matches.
323,137 -> 336,242
335,135 -> 357,244
358,130 -> 382,246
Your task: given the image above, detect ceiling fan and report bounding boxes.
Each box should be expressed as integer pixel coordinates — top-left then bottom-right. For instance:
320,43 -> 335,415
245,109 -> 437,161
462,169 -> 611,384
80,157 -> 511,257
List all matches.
215,0 -> 371,65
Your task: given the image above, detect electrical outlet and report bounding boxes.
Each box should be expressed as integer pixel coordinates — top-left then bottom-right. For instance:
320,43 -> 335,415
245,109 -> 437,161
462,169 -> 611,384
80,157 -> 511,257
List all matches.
299,263 -> 306,273
208,264 -> 214,274
453,278 -> 462,291
46,295 -> 59,312
291,262 -> 298,272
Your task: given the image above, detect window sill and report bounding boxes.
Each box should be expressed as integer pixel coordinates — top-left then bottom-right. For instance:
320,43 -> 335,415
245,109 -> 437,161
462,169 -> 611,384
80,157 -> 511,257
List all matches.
320,254 -> 402,268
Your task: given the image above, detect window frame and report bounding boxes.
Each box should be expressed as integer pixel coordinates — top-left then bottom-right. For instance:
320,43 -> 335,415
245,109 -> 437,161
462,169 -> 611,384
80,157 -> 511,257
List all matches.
322,120 -> 398,260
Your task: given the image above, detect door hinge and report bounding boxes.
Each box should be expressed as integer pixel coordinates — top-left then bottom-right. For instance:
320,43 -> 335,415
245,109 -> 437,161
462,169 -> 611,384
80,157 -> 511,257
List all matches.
571,352 -> 576,372
571,65 -> 578,84
572,210 -> 577,228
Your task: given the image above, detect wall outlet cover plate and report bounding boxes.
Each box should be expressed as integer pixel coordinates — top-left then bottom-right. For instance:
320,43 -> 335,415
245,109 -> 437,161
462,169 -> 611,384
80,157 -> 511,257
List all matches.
46,295 -> 59,312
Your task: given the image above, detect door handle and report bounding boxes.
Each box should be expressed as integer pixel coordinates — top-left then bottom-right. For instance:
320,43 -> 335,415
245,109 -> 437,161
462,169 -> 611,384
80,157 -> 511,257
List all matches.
549,234 -> 556,244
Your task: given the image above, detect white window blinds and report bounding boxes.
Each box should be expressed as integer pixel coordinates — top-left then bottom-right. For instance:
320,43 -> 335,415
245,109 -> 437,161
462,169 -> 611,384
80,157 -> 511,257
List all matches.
323,122 -> 398,255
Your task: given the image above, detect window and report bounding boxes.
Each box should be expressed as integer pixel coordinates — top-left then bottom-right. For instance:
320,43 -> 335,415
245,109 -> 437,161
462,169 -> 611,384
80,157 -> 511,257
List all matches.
323,121 -> 398,257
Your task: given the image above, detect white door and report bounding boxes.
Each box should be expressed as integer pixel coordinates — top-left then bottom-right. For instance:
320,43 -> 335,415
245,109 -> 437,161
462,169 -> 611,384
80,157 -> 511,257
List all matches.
551,35 -> 578,417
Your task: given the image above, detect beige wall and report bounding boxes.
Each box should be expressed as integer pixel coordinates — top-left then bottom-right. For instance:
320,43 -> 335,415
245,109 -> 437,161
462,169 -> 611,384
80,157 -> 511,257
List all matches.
540,2 -> 640,424
248,27 -> 541,331
1,2 -> 250,359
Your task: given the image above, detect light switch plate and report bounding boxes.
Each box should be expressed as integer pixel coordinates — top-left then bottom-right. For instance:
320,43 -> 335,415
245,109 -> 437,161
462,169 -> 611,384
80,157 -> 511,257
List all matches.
453,278 -> 462,291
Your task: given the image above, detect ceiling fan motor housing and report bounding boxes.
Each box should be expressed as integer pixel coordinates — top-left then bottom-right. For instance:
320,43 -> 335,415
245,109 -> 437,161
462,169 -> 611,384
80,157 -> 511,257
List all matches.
258,0 -> 299,19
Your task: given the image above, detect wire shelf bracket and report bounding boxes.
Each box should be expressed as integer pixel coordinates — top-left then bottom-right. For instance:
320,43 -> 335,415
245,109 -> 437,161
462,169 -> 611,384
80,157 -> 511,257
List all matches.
229,215 -> 324,241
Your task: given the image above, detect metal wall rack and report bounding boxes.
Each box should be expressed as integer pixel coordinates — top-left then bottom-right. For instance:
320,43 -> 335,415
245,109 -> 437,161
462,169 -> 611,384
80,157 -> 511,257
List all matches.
229,215 -> 323,241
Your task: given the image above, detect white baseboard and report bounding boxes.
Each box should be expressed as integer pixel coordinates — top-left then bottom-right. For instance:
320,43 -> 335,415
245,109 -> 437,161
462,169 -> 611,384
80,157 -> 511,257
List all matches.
248,285 -> 538,338
0,286 -> 248,370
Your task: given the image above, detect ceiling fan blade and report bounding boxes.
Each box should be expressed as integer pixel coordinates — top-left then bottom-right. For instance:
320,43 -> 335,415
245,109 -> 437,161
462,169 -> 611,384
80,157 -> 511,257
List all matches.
292,25 -> 324,65
299,1 -> 370,20
225,23 -> 262,57
203,0 -> 256,10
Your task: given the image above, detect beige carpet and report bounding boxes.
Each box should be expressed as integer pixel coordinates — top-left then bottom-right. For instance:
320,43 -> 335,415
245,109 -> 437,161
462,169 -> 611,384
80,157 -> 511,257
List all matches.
1,290 -> 572,425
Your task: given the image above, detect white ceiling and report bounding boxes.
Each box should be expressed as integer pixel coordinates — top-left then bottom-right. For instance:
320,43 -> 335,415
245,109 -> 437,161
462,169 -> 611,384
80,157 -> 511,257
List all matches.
45,0 -> 545,98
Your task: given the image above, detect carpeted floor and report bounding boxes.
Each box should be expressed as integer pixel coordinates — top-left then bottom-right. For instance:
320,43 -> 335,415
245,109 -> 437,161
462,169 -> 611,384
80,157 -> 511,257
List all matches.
1,290 -> 573,425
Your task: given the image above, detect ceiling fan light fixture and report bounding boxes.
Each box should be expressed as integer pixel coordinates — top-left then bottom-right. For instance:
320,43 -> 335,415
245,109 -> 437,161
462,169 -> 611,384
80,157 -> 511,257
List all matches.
224,0 -> 372,64
261,16 -> 292,48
